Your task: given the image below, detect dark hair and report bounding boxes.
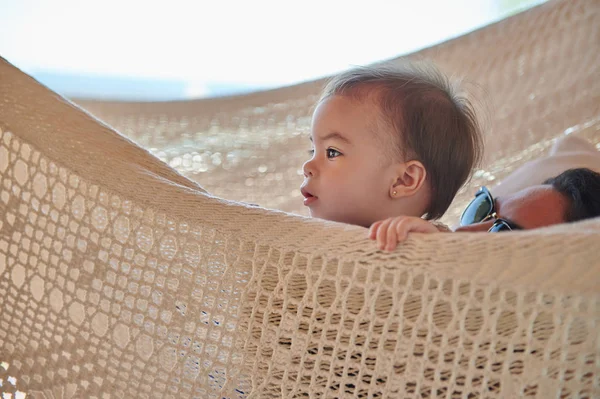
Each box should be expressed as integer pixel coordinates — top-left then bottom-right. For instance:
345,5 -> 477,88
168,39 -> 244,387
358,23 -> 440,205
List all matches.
543,168 -> 600,222
320,62 -> 483,219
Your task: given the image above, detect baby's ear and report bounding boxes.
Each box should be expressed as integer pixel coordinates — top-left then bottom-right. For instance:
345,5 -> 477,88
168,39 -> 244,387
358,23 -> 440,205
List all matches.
389,161 -> 427,198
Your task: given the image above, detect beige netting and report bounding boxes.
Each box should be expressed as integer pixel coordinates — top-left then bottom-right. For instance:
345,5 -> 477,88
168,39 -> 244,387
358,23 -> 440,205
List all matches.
0,0 -> 599,398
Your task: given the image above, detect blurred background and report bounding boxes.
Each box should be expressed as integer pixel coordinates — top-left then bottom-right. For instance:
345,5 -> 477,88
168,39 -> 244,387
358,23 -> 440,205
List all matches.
1,0 -> 546,101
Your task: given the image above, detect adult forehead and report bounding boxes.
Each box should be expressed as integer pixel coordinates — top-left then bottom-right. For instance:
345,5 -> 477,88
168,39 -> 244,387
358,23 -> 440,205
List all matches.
495,185 -> 569,226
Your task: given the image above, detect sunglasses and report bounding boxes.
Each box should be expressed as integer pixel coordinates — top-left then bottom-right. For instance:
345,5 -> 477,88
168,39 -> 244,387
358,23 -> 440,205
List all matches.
460,186 -> 522,232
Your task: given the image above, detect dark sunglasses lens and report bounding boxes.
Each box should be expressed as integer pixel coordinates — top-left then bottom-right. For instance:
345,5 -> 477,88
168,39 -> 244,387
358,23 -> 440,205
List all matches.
489,221 -> 512,232
461,193 -> 493,225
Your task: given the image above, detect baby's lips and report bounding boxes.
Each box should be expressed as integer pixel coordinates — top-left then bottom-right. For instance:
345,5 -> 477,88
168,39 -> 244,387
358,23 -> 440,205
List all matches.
300,186 -> 315,198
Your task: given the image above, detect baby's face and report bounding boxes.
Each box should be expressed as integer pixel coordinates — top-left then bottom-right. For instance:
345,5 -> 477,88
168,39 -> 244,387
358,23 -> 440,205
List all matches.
301,95 -> 396,227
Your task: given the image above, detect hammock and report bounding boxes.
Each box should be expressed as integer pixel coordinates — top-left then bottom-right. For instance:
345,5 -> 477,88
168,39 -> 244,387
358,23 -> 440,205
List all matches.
0,0 -> 598,397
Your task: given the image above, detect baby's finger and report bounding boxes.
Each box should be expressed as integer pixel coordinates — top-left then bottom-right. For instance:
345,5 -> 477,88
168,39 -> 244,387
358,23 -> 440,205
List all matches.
376,219 -> 393,250
369,220 -> 383,240
395,218 -> 412,242
385,220 -> 400,251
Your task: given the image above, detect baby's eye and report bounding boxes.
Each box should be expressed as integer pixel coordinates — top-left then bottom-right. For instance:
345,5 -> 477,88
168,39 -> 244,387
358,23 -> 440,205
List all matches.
326,148 -> 342,159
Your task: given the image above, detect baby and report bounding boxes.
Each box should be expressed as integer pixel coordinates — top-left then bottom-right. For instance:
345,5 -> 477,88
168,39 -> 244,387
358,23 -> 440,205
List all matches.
300,62 -> 483,247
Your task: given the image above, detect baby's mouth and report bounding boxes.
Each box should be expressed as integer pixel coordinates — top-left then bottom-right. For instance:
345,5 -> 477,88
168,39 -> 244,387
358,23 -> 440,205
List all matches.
301,187 -> 318,206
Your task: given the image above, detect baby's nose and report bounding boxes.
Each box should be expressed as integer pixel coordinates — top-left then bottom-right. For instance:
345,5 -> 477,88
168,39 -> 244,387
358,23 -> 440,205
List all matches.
303,160 -> 315,177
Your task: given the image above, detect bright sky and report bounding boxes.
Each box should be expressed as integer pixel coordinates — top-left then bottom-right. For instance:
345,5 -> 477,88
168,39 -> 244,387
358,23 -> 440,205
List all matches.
0,0 -> 545,97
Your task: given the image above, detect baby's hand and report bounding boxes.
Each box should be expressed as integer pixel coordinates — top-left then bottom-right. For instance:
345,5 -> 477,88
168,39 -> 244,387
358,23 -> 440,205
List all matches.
369,216 -> 439,251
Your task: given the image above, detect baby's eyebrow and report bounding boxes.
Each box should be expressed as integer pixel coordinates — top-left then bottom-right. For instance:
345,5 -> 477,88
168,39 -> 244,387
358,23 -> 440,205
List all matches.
310,132 -> 351,144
